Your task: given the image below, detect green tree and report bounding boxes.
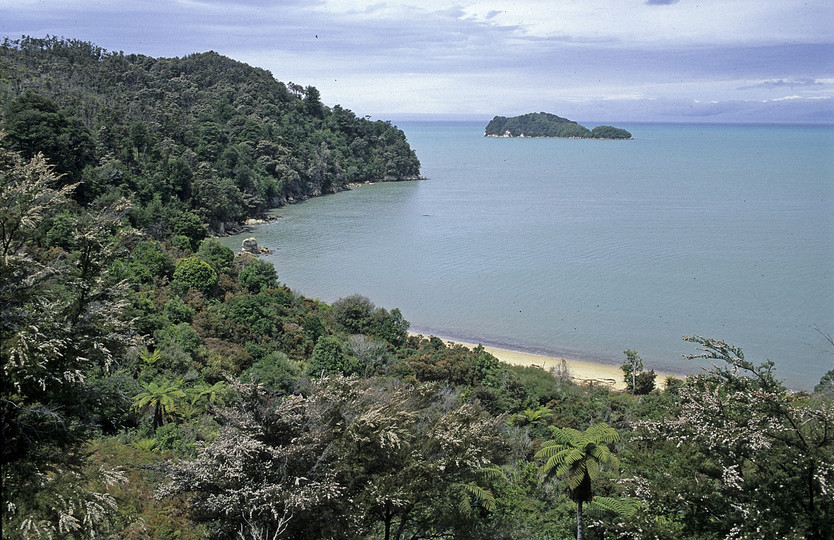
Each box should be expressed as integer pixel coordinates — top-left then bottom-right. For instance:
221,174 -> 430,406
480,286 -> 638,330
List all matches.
189,380 -> 229,410
160,377 -> 508,540
331,294 -> 374,334
133,378 -> 187,431
1,91 -> 95,183
369,306 -> 410,348
164,296 -> 194,324
589,126 -> 632,139
535,423 -> 620,540
816,370 -> 834,396
170,211 -> 207,249
307,335 -> 359,377
196,237 -> 234,274
304,85 -> 324,118
131,239 -> 175,281
814,328 -> 834,396
242,351 -> 300,395
631,336 -> 834,538
1,143 -> 134,537
172,256 -> 218,294
621,349 -> 655,395
239,257 -> 278,293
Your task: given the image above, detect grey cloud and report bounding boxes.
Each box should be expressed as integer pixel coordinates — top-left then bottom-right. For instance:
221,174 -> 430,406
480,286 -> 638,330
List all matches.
645,0 -> 680,5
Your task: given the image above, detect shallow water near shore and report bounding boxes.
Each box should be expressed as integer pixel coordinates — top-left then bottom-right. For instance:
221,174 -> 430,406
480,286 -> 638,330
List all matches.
222,121 -> 834,390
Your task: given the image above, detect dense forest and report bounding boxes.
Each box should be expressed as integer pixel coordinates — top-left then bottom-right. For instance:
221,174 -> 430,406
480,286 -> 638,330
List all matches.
485,113 -> 632,139
2,37 -> 834,539
0,36 -> 420,236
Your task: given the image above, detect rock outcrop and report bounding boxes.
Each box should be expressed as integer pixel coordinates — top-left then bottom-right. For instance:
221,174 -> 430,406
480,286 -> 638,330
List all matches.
241,237 -> 272,255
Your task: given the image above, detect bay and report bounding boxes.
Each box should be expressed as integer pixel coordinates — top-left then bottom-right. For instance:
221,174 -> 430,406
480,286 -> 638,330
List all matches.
222,121 -> 834,390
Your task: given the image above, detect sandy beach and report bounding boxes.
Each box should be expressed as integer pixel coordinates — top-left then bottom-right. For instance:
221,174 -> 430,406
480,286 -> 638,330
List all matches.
410,333 -> 678,391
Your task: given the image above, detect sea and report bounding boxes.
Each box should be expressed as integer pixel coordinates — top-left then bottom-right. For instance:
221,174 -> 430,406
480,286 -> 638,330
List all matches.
221,121 -> 834,391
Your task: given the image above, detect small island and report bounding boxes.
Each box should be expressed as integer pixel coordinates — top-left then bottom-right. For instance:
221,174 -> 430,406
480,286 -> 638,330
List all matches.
485,112 -> 632,139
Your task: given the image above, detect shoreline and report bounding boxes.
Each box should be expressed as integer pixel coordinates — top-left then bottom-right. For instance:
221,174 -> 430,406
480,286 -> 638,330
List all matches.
409,332 -> 680,391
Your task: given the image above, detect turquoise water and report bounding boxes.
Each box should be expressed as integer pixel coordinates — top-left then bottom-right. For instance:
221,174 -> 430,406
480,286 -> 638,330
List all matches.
223,122 -> 834,390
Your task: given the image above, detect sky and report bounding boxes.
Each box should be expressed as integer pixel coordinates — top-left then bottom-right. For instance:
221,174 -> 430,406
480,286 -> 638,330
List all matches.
2,0 -> 833,123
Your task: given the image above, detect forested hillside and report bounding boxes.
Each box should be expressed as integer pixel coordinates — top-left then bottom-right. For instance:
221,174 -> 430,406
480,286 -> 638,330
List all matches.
2,37 -> 833,539
0,36 -> 420,236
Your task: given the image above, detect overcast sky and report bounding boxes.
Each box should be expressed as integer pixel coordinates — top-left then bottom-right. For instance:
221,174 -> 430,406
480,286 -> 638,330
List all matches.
2,0 -> 833,123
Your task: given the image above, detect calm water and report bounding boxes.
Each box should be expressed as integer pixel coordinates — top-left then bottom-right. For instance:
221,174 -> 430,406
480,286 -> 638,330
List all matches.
223,122 -> 834,390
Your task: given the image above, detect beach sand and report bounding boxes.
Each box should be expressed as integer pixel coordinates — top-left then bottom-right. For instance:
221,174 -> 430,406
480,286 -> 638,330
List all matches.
410,333 -> 678,391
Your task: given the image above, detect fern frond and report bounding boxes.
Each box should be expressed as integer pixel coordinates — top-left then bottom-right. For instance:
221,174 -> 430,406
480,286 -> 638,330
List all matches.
477,466 -> 506,482
587,496 -> 638,517
458,482 -> 496,513
586,422 -> 620,444
463,483 -> 496,512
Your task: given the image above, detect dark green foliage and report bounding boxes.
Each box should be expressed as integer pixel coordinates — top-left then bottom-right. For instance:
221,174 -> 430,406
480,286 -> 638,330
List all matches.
590,125 -> 632,139
196,238 -> 235,274
484,112 -> 631,139
172,256 -> 218,294
81,369 -> 142,436
170,212 -> 207,249
506,364 -> 568,406
152,323 -> 203,375
1,91 -> 95,184
621,349 -> 656,395
1,36 -> 421,236
308,335 -> 359,377
331,294 -> 410,346
238,257 -> 279,293
404,341 -> 492,387
132,240 -> 175,281
155,422 -> 185,452
370,306 -> 410,348
331,294 -> 375,334
42,210 -> 77,250
304,85 -> 324,118
304,314 -> 327,343
164,296 -> 194,324
633,370 -> 656,394
242,351 -> 300,395
816,369 -> 834,395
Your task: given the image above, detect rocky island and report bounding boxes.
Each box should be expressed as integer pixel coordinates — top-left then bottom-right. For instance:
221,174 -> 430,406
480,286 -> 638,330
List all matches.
485,112 -> 632,139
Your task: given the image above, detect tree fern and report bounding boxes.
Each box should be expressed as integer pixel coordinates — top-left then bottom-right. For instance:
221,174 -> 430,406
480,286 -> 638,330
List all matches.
535,423 -> 621,540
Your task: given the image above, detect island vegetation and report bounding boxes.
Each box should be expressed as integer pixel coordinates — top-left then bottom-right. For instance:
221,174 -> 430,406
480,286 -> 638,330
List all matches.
485,112 -> 632,139
2,37 -> 833,539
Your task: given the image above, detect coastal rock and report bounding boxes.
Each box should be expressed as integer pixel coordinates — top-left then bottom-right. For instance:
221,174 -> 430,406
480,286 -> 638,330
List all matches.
242,237 -> 260,254
241,237 -> 273,255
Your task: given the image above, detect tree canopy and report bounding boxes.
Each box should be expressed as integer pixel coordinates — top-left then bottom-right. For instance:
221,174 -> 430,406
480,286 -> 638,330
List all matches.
1,36 -> 421,236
